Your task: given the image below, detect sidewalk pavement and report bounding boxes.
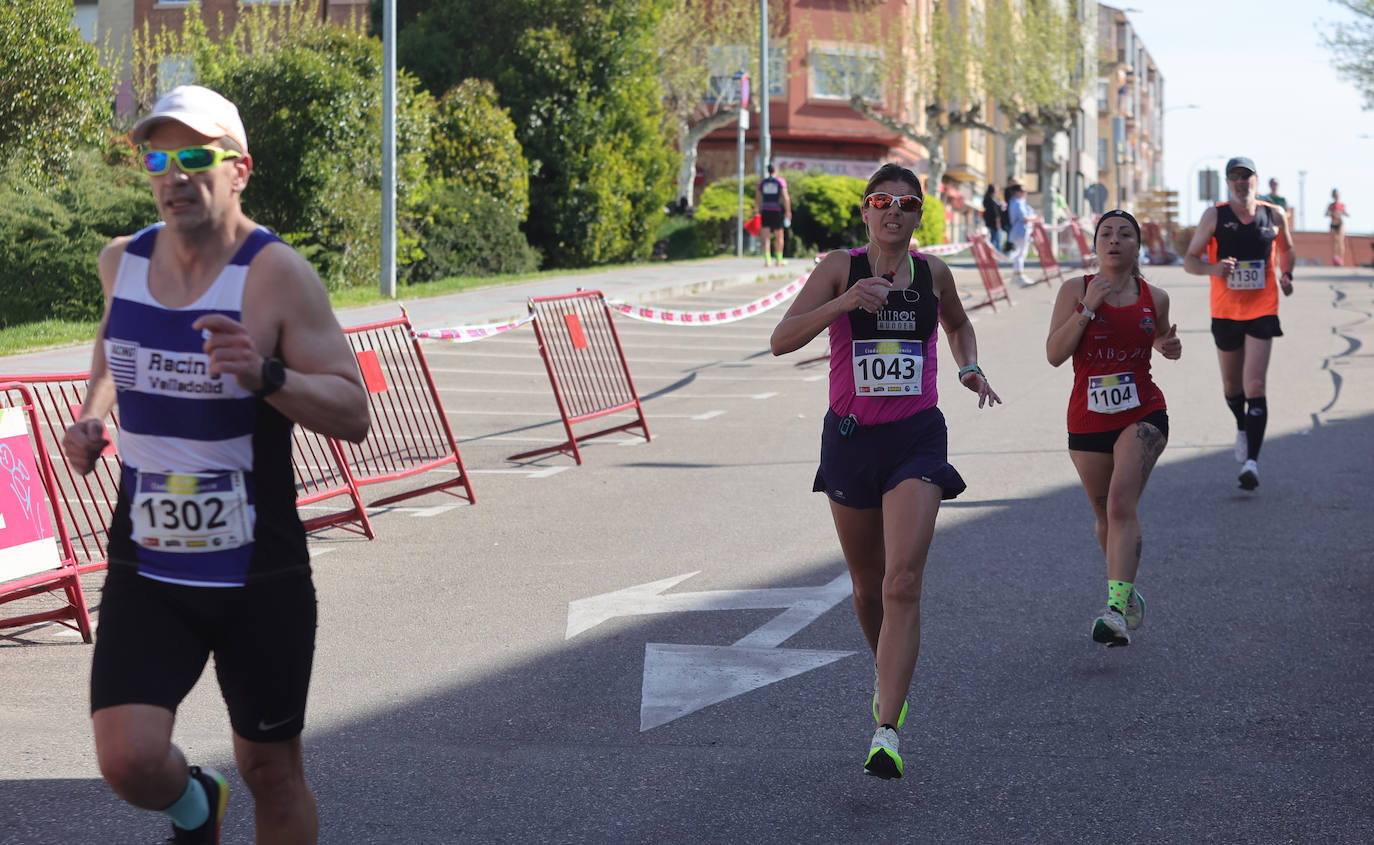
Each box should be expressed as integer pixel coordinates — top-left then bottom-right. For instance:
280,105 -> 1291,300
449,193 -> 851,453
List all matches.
0,255 -> 802,376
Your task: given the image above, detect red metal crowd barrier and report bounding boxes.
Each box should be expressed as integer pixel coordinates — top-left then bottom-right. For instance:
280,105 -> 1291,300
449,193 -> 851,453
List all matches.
511,290 -> 650,465
0,373 -> 121,574
0,382 -> 92,642
292,427 -> 374,538
341,316 -> 476,506
1030,221 -> 1066,287
1068,215 -> 1098,271
967,235 -> 1013,312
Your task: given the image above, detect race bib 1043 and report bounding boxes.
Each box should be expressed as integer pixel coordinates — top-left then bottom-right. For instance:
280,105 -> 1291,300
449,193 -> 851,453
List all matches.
853,339 -> 923,396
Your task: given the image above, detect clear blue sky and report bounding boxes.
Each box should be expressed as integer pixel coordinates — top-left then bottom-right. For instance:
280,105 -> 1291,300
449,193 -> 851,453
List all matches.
1125,0 -> 1374,232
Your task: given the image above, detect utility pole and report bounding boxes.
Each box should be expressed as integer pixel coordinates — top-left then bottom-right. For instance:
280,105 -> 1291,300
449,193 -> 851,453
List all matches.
758,0 -> 770,178
736,72 -> 749,258
380,0 -> 396,297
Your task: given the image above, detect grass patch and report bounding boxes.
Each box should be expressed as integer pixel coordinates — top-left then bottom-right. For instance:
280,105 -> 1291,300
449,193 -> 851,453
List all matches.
0,319 -> 100,358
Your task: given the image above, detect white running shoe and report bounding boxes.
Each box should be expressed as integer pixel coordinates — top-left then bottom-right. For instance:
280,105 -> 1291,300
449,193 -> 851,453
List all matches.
1238,459 -> 1259,491
1234,431 -> 1248,463
1124,589 -> 1145,631
864,726 -> 903,779
1092,607 -> 1130,647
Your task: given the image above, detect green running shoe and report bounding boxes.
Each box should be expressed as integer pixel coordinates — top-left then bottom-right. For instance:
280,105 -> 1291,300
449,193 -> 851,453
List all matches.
863,726 -> 903,779
871,668 -> 909,728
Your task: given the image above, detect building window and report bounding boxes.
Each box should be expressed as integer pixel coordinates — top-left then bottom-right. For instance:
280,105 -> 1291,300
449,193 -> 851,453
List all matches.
1097,138 -> 1108,172
1097,81 -> 1108,113
705,44 -> 787,104
1025,144 -> 1042,194
808,43 -> 881,103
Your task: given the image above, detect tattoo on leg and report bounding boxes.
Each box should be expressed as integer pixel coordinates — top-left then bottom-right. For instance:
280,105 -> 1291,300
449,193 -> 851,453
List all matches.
1135,424 -> 1166,494
1134,534 -> 1142,566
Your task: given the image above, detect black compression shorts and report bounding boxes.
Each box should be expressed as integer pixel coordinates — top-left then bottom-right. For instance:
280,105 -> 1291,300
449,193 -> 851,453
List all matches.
91,568 -> 317,742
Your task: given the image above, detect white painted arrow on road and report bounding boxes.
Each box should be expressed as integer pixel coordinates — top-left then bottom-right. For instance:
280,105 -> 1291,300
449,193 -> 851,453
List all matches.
566,572 -> 855,731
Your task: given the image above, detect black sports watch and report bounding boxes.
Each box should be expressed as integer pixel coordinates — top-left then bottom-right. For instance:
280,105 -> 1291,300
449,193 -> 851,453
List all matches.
255,356 -> 286,398
1282,269 -> 1294,279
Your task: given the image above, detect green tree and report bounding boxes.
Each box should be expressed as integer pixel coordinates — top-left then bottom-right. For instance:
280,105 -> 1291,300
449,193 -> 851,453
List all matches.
0,0 -> 112,177
1325,1 -> 1374,109
398,0 -> 679,268
657,0 -> 777,208
983,0 -> 1088,183
134,3 -> 435,289
820,1 -> 997,191
430,79 -> 529,219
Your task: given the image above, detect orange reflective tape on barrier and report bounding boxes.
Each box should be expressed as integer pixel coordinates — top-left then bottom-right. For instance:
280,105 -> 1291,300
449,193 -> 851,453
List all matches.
565,313 -> 588,350
0,382 -> 92,643
356,349 -> 388,394
509,290 -> 650,465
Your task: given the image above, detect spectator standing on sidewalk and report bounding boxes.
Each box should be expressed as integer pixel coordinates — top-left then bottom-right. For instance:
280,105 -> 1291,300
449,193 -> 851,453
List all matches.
981,183 -> 1004,248
1006,183 -> 1036,285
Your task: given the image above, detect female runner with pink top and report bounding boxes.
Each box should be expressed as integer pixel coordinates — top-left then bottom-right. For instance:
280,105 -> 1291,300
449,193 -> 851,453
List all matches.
770,163 -> 1000,780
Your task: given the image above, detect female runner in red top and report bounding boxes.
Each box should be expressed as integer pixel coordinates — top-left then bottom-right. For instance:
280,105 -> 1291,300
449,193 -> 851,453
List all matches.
1047,210 -> 1182,647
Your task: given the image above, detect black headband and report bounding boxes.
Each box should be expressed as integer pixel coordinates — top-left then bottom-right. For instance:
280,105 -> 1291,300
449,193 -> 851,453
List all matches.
1094,209 -> 1141,242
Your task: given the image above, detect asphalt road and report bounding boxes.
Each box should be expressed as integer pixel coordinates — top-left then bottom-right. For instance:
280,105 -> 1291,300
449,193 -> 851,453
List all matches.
1,259 -> 1371,844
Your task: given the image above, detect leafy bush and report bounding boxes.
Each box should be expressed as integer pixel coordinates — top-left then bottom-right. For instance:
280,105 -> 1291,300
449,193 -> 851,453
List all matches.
0,152 -> 157,327
791,171 -> 868,251
913,195 -> 946,248
431,79 -> 529,219
404,182 -> 538,281
0,0 -> 111,178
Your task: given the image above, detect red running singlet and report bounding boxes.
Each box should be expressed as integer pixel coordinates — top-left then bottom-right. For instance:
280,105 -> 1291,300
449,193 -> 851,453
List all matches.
1067,276 -> 1167,434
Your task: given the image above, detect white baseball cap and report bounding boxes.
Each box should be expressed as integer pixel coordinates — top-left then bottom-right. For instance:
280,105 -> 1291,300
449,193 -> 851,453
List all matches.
130,85 -> 248,153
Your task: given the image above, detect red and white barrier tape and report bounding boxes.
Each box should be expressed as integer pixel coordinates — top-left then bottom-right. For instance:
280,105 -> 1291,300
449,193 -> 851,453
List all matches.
607,274 -> 808,325
413,314 -> 535,342
916,241 -> 973,256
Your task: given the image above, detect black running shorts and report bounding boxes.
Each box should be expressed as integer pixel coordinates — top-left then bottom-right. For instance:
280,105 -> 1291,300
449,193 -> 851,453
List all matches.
814,406 -> 966,508
1211,315 -> 1283,351
91,567 -> 317,743
760,209 -> 785,229
1067,409 -> 1170,453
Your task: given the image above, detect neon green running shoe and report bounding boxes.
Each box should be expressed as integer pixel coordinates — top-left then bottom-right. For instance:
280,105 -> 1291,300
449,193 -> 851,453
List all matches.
1124,589 -> 1145,631
863,726 -> 903,779
871,669 -> 909,728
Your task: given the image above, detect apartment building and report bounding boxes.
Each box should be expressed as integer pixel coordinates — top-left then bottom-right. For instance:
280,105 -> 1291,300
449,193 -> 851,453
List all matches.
1095,3 -> 1164,217
695,0 -> 1113,241
696,1 -> 934,190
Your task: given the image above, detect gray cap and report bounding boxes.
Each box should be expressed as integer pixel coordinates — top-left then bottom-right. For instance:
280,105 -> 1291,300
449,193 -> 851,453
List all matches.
1225,156 -> 1256,176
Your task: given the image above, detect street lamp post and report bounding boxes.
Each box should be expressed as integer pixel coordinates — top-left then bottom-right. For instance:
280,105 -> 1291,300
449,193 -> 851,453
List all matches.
1298,170 -> 1307,230
758,0 -> 770,178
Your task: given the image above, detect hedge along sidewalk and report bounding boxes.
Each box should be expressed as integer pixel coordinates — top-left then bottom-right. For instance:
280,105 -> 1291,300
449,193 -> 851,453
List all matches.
0,255 -> 801,373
